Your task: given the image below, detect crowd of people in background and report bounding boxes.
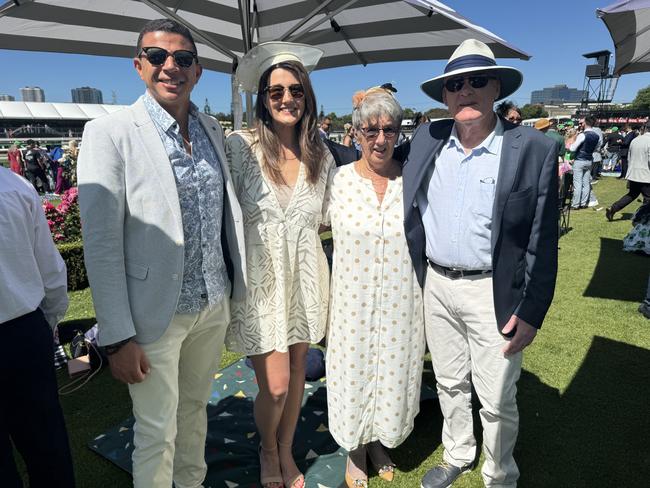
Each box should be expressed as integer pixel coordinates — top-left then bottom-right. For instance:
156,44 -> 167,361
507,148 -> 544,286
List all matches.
6,139 -> 79,195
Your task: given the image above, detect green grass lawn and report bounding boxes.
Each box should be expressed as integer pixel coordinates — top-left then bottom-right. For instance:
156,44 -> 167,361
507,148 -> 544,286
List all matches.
24,177 -> 650,487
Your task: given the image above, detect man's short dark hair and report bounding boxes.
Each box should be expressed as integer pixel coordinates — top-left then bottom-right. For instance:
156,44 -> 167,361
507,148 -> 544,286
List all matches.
136,18 -> 197,56
26,139 -> 35,146
584,115 -> 596,127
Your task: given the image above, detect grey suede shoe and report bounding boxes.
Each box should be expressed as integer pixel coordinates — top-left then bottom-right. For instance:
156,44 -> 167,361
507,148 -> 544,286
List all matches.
421,461 -> 472,488
639,302 -> 650,319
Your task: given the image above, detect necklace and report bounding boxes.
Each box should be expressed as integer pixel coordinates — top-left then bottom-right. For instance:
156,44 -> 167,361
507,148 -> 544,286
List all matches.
357,159 -> 400,180
356,160 -> 400,203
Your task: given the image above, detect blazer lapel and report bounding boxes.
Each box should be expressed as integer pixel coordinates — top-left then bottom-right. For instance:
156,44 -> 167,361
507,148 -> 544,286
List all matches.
403,122 -> 452,213
131,98 -> 183,236
491,125 -> 523,250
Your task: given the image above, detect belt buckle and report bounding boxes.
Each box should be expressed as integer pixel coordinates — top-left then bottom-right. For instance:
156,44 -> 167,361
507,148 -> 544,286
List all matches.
447,267 -> 463,279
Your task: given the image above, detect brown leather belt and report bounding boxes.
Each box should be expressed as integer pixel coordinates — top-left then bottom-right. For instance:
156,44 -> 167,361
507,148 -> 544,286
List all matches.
427,260 -> 492,280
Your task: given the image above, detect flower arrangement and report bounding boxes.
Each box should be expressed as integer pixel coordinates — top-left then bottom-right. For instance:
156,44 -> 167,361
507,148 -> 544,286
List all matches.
43,187 -> 81,243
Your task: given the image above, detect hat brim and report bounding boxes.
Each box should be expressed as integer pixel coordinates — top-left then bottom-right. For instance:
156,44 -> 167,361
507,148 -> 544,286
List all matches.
420,65 -> 523,103
236,41 -> 323,93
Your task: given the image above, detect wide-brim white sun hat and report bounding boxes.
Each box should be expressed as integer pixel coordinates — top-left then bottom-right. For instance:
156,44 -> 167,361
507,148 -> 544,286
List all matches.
421,39 -> 523,103
235,41 -> 324,93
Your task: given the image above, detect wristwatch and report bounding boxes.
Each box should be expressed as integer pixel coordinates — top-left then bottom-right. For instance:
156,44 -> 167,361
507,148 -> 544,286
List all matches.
104,337 -> 133,356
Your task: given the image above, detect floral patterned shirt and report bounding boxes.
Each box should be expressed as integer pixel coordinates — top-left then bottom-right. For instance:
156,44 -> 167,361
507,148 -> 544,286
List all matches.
144,91 -> 228,314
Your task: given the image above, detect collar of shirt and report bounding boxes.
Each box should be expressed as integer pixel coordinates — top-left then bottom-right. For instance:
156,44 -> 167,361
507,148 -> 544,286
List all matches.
447,116 -> 504,157
143,90 -> 199,135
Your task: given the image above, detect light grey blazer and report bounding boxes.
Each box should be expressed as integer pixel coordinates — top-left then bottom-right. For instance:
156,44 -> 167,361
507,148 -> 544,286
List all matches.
626,132 -> 650,183
78,96 -> 246,346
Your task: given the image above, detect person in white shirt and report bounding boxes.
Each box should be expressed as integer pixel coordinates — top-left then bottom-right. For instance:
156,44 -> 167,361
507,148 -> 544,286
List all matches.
0,166 -> 74,488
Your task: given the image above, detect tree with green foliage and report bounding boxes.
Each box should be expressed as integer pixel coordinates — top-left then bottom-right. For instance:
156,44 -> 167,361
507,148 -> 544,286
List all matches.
403,108 -> 417,119
631,85 -> 650,110
520,104 -> 548,120
425,107 -> 451,119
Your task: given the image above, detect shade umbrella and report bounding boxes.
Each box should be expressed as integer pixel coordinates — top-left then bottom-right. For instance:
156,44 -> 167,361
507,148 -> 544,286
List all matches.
0,0 -> 530,126
598,0 -> 650,75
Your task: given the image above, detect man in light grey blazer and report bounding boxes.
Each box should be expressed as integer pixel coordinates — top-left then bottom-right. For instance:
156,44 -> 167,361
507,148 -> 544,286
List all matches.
78,19 -> 245,488
403,40 -> 558,488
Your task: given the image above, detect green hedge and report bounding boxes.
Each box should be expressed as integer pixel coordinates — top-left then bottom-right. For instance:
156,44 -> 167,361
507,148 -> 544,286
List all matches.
57,241 -> 88,291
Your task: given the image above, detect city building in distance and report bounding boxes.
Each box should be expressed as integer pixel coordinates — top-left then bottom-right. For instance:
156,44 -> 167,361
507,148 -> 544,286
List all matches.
530,84 -> 585,105
0,94 -> 15,101
71,86 -> 103,104
21,86 -> 45,102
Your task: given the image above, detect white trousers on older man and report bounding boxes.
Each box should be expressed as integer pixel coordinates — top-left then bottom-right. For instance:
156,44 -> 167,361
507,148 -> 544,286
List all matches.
423,268 -> 522,488
128,296 -> 230,488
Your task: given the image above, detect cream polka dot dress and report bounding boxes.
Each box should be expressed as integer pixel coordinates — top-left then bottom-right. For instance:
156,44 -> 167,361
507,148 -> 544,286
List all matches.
326,163 -> 425,451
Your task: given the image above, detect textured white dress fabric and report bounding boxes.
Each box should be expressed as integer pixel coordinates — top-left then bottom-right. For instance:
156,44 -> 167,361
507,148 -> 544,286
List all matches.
224,130 -> 335,355
326,164 -> 425,450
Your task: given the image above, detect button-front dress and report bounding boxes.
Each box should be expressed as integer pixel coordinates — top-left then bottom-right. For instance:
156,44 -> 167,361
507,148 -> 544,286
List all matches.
326,163 -> 425,450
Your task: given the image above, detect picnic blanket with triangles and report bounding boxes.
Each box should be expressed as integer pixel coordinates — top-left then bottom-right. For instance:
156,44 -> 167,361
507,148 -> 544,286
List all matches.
89,357 -> 435,488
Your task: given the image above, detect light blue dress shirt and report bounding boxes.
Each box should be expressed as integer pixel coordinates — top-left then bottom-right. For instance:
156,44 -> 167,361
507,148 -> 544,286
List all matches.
416,117 -> 504,270
144,91 -> 229,314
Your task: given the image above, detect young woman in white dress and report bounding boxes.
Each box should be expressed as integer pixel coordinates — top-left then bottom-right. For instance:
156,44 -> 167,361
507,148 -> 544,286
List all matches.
326,87 -> 425,487
225,43 -> 335,488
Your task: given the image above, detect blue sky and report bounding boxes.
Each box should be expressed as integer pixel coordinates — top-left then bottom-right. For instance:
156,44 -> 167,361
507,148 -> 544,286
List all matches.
0,0 -> 647,115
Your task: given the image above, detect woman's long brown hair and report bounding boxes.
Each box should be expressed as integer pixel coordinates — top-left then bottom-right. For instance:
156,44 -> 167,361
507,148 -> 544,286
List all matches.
253,60 -> 324,185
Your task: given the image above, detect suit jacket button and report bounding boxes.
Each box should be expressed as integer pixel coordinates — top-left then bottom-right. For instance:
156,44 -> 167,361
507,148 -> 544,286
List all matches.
412,202 -> 418,207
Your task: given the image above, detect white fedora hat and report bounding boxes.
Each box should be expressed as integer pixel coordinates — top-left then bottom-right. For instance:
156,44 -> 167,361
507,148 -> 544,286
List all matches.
421,39 -> 523,103
235,41 -> 323,93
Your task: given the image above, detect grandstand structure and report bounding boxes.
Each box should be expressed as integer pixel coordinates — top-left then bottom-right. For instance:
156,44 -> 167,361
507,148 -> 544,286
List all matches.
0,100 -> 128,143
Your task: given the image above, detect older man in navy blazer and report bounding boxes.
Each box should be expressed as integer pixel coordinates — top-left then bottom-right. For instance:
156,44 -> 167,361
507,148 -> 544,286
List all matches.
403,40 -> 558,488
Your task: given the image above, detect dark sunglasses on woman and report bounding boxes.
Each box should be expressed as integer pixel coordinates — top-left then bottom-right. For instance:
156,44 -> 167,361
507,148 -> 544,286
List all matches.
265,84 -> 305,101
359,126 -> 399,140
139,47 -> 198,68
444,75 -> 496,93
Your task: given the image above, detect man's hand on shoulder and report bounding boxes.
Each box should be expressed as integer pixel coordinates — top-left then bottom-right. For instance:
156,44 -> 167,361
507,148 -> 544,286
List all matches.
501,315 -> 538,356
107,340 -> 151,384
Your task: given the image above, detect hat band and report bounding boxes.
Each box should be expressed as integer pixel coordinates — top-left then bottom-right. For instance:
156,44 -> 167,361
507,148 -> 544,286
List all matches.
444,54 -> 496,74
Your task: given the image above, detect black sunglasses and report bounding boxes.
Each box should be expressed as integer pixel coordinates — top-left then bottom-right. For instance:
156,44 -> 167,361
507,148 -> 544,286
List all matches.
264,84 -> 305,101
444,75 -> 496,93
139,47 -> 198,68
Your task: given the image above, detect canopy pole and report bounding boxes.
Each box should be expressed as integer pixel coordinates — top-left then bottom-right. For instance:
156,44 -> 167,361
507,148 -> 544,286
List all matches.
288,0 -> 360,42
231,74 -> 243,131
0,0 -> 29,18
140,0 -> 237,60
238,0 -> 254,128
278,0 -> 336,41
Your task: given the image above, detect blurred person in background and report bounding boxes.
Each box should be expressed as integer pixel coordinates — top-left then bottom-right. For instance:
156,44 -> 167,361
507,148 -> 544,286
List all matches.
7,143 -> 24,176
0,165 -> 74,488
496,100 -> 522,125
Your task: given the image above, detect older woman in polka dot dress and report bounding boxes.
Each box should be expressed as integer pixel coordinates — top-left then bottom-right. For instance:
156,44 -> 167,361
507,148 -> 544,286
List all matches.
326,87 -> 425,487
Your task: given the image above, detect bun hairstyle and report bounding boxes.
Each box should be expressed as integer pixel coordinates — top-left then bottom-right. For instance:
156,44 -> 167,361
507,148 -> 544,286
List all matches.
351,86 -> 403,131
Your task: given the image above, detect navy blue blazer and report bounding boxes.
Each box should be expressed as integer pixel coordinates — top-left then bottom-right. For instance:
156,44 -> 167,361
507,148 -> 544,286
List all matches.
402,118 -> 559,330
